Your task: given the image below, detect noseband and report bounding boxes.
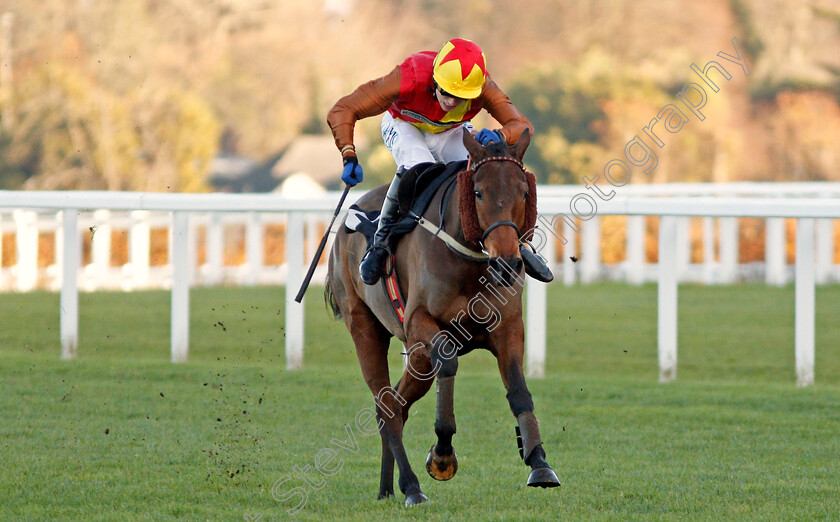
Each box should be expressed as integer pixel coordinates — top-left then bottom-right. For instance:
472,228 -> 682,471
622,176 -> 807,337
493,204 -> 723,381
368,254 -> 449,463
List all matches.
480,220 -> 520,245
470,155 -> 526,249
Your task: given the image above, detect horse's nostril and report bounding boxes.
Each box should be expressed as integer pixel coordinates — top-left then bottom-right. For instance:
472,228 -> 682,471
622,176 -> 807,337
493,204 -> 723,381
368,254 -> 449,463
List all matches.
488,257 -> 524,287
497,257 -> 523,274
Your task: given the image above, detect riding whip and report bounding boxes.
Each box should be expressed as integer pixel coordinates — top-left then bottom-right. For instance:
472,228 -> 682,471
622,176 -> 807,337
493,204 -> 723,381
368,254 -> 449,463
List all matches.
294,183 -> 351,303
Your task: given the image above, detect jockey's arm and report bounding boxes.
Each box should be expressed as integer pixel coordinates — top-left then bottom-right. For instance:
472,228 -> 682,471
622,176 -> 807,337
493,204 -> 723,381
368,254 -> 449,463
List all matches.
327,67 -> 401,158
478,78 -> 535,145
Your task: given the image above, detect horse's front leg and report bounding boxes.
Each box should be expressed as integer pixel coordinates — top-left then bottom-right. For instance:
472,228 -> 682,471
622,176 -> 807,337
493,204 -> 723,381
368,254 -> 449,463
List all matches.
493,321 -> 561,488
428,335 -> 460,481
405,312 -> 460,481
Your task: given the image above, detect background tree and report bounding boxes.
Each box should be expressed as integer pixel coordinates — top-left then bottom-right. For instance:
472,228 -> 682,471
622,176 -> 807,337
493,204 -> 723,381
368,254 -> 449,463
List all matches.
764,90 -> 840,181
1,0 -> 840,190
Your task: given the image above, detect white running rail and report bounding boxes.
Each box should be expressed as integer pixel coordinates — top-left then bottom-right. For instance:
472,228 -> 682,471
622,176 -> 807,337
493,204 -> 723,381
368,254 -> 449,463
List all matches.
1,185 -> 838,386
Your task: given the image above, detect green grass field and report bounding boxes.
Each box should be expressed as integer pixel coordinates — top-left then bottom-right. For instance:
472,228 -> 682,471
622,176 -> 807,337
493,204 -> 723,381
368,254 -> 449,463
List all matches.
2,283 -> 839,520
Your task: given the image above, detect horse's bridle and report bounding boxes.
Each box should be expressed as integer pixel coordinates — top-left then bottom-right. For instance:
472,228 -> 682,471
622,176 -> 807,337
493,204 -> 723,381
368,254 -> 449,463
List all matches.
416,154 -> 529,262
470,155 -> 526,249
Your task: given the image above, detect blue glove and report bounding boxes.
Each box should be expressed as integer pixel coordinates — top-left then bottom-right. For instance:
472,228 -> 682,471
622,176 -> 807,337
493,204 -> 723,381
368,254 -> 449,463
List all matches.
476,128 -> 504,145
341,156 -> 363,186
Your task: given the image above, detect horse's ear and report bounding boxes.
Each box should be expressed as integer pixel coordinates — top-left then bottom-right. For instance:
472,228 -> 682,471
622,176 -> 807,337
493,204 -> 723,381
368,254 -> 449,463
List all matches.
462,127 -> 485,159
513,128 -> 531,160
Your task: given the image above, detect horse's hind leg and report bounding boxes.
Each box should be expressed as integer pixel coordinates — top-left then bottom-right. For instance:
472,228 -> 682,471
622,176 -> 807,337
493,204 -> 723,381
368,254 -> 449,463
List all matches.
377,433 -> 395,499
378,348 -> 436,500
346,308 -> 428,506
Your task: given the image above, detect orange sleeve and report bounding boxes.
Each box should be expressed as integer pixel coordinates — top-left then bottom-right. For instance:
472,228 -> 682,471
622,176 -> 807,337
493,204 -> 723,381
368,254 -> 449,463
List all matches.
326,67 -> 402,158
478,77 -> 535,145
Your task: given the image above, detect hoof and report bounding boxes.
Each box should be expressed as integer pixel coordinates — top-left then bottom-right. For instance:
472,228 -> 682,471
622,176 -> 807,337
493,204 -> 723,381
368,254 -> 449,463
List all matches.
404,491 -> 429,507
425,444 -> 458,481
527,467 -> 561,488
377,490 -> 394,500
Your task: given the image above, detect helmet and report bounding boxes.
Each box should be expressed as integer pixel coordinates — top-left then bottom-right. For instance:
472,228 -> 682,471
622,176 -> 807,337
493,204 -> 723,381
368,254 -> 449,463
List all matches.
432,38 -> 487,99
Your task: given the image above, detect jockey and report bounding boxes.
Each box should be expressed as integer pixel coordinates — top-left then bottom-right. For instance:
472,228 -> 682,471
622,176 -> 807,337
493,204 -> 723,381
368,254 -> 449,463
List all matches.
328,38 -> 544,285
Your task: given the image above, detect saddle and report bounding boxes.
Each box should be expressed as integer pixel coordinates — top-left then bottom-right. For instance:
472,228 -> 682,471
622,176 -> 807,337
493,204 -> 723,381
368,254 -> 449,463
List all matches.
343,160 -> 466,324
343,160 -> 466,249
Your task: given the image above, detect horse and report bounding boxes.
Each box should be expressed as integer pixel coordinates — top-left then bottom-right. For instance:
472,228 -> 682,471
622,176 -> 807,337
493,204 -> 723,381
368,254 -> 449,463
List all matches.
325,128 -> 560,506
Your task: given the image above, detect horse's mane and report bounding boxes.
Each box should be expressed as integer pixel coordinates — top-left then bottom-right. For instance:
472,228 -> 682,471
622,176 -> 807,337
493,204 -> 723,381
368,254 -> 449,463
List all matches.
457,147 -> 537,245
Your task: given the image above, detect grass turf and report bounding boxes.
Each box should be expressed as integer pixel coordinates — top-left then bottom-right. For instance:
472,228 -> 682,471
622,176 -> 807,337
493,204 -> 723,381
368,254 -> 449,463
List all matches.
1,283 -> 839,520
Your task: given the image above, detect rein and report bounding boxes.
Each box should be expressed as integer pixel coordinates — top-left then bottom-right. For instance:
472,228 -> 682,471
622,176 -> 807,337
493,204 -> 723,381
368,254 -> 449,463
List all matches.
410,154 -> 531,262
409,173 -> 488,262
411,213 -> 489,261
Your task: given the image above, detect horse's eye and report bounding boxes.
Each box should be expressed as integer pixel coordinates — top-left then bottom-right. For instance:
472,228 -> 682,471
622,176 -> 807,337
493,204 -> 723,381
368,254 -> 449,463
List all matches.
474,190 -> 483,201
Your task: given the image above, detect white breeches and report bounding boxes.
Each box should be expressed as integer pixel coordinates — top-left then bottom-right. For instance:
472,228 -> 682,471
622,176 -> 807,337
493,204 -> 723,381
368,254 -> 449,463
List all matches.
380,112 -> 475,170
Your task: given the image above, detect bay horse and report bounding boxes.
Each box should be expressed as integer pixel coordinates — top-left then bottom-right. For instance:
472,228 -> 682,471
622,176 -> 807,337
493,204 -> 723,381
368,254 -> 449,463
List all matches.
325,128 -> 560,506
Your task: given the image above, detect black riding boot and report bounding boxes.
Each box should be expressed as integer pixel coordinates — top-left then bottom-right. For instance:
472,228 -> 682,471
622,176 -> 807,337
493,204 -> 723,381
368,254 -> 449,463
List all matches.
359,170 -> 404,285
520,243 -> 554,283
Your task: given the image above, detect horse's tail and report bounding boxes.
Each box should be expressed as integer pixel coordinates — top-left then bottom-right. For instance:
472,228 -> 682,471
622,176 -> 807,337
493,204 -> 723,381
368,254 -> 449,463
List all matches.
324,272 -> 342,320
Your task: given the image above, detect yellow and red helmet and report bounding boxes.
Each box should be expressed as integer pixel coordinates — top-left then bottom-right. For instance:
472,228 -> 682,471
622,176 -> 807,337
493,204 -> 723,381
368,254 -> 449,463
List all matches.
432,38 -> 487,99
